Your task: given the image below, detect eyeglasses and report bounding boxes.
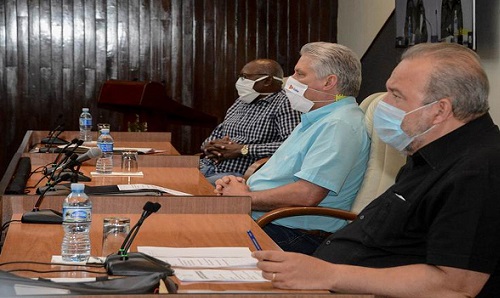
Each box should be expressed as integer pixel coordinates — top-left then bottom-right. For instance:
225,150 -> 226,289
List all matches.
238,73 -> 270,80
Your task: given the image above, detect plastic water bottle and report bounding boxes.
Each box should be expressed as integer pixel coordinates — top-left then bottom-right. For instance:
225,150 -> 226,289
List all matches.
96,128 -> 114,173
79,108 -> 93,142
61,183 -> 92,262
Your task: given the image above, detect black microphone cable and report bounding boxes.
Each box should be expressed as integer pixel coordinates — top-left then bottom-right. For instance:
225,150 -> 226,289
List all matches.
47,139 -> 83,183
46,124 -> 64,149
39,138 -> 79,179
53,138 -> 79,164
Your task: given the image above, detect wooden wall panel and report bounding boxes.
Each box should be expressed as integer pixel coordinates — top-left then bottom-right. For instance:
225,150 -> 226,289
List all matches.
0,0 -> 337,176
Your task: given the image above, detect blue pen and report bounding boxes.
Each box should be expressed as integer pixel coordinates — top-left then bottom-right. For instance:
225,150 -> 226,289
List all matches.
247,230 -> 262,251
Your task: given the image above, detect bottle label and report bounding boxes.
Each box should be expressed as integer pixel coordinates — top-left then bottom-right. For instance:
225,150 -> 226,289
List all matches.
98,143 -> 114,153
80,118 -> 92,126
62,206 -> 92,222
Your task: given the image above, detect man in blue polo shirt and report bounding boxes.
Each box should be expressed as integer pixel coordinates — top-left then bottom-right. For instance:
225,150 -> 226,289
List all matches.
215,42 -> 370,255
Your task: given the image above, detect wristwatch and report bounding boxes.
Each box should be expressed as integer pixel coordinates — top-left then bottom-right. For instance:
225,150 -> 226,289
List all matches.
240,144 -> 249,156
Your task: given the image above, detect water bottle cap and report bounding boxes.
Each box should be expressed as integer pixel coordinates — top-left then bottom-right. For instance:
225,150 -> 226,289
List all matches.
82,108 -> 89,112
101,128 -> 110,134
70,183 -> 85,192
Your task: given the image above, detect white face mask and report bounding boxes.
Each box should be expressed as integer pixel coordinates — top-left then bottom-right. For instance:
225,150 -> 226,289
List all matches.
235,76 -> 269,103
284,76 -> 345,113
283,76 -> 314,113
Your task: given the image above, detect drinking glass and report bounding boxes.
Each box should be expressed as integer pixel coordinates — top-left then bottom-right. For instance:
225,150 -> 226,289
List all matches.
102,217 -> 130,257
121,151 -> 139,172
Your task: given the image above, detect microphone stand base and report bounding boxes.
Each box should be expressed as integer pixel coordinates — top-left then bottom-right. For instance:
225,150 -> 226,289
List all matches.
41,137 -> 69,145
105,252 -> 174,276
36,184 -> 71,196
21,209 -> 63,224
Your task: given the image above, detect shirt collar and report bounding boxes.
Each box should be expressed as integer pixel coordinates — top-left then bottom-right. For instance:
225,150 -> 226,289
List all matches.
414,113 -> 497,169
300,97 -> 357,128
259,90 -> 284,103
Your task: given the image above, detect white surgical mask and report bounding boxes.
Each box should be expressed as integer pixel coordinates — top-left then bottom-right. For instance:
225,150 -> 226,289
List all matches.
283,76 -> 315,112
284,76 -> 346,113
236,75 -> 282,104
373,100 -> 438,152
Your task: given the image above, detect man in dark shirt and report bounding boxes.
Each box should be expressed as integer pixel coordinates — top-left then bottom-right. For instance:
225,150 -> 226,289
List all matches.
252,43 -> 500,297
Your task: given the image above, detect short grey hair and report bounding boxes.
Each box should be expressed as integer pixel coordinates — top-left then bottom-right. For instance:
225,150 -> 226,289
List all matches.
402,43 -> 489,121
300,42 -> 362,97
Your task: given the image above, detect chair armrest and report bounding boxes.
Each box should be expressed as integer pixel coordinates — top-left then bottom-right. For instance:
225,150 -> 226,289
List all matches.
243,157 -> 270,180
255,206 -> 357,228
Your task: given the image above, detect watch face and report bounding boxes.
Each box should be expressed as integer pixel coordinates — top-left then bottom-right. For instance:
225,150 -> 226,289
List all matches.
241,145 -> 249,155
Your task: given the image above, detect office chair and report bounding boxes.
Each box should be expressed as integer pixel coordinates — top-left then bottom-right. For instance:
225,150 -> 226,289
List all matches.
254,92 -> 408,227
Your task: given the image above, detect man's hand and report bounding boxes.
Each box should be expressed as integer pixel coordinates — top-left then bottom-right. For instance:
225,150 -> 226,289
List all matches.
252,251 -> 490,297
252,250 -> 334,290
214,175 -> 248,196
202,136 -> 245,163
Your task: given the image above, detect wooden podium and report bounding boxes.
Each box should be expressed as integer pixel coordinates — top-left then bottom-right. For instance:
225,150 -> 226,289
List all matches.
98,80 -> 217,131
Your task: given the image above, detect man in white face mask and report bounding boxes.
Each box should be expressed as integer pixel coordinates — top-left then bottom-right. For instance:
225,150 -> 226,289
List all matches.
200,59 -> 301,185
215,42 -> 370,255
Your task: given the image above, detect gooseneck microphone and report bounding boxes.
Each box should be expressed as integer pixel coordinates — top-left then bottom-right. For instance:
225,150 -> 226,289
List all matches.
43,139 -> 79,174
47,125 -> 68,147
60,147 -> 102,170
41,115 -> 69,145
55,140 -> 85,170
42,147 -> 100,187
105,202 -> 173,276
118,202 -> 162,257
21,173 -> 73,224
53,138 -> 80,164
41,123 -> 63,144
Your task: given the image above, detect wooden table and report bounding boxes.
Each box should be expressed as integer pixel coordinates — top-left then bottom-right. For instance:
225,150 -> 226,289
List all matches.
26,166 -> 213,195
22,130 -> 180,155
2,154 -> 217,225
0,213 -> 330,296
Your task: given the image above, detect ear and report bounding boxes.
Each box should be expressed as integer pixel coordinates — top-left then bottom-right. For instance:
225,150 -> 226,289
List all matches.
262,76 -> 274,87
432,98 -> 454,124
323,74 -> 338,91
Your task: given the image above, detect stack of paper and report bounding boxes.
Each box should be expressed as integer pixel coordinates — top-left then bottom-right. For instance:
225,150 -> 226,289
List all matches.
137,246 -> 267,283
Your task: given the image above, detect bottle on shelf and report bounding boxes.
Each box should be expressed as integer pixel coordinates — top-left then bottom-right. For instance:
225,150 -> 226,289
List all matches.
96,128 -> 114,174
79,108 -> 93,142
61,183 -> 92,262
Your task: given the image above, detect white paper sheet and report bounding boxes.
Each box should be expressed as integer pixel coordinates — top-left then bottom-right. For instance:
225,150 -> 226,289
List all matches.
173,269 -> 267,282
90,171 -> 144,177
137,247 -> 257,269
117,184 -> 192,196
163,257 -> 257,268
138,246 -> 252,258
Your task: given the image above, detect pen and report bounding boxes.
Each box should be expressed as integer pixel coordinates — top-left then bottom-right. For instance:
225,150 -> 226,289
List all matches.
246,230 -> 262,251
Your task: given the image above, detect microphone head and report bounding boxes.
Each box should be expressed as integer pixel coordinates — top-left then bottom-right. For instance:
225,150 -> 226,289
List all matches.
143,201 -> 161,213
153,202 -> 162,212
76,139 -> 84,146
70,138 -> 79,144
143,201 -> 156,213
87,147 -> 102,158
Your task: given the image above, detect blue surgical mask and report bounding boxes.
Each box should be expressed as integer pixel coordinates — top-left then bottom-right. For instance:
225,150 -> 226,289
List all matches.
373,100 -> 437,152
